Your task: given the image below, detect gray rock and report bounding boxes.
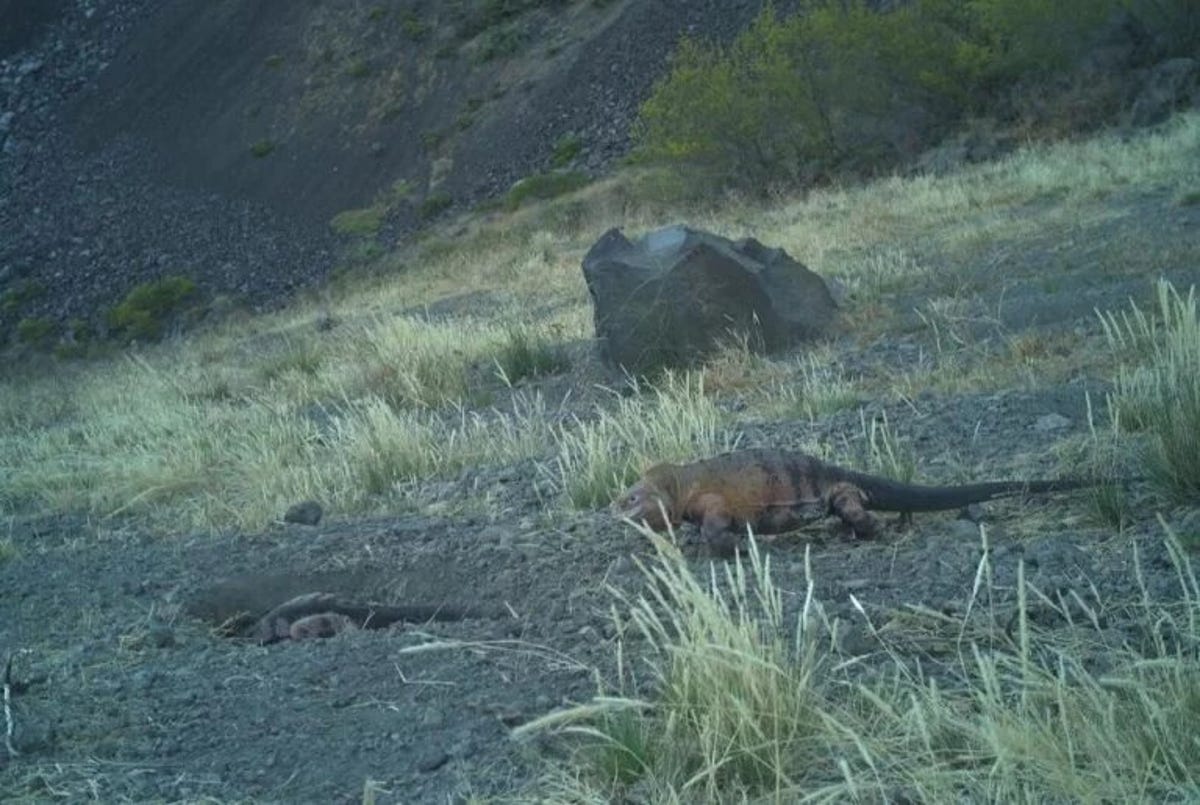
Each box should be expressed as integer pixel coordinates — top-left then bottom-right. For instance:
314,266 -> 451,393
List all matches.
283,500 -> 323,526
582,225 -> 839,375
147,625 -> 176,648
959,502 -> 987,524
1034,413 -> 1072,432
948,518 -> 982,542
416,750 -> 450,773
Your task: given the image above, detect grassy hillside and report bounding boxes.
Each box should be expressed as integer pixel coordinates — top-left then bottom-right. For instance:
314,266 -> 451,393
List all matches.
2,114 -> 1197,533
1,102 -> 1198,800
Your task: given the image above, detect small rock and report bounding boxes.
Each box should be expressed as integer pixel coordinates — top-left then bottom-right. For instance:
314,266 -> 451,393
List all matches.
948,519 -> 981,541
1033,413 -> 1072,432
417,750 -> 450,773
283,500 -> 323,526
839,624 -> 875,656
958,502 -> 987,523
494,707 -> 524,727
147,626 -> 176,648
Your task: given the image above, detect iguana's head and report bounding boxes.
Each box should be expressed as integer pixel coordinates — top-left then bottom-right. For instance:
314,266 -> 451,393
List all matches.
613,471 -> 676,530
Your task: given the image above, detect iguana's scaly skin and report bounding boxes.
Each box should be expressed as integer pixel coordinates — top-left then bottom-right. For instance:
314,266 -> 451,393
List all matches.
615,448 -> 1090,556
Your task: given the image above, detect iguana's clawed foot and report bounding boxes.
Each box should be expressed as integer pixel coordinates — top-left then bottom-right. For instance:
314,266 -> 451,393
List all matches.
705,530 -> 741,559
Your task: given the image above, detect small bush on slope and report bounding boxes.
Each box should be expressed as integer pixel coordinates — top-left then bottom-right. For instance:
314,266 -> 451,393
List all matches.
634,0 -> 1200,191
107,275 -> 198,342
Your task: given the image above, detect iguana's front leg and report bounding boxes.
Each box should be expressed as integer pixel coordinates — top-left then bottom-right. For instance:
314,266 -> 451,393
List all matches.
696,494 -> 739,557
826,482 -> 882,539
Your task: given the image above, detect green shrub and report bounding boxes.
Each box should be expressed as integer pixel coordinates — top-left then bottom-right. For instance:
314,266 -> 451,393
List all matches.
401,12 -> 427,39
16,316 -> 55,348
420,130 -> 443,151
503,171 -> 590,210
250,139 -> 276,158
475,24 -> 525,62
264,54 -> 285,69
456,0 -> 570,40
330,205 -> 385,236
48,318 -> 100,359
107,276 -> 199,342
346,58 -> 371,78
550,133 -> 583,167
418,191 -> 453,220
634,0 -> 1140,191
636,8 -> 837,189
0,278 -> 46,313
969,0 -> 1121,79
493,325 -> 570,386
1126,0 -> 1200,57
346,239 -> 384,264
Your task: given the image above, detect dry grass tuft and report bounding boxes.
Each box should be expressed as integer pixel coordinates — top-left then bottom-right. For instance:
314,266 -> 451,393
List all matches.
551,374 -> 734,510
1101,279 -> 1200,501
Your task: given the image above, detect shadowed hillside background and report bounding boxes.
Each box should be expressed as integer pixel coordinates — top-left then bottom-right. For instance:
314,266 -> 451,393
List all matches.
1,0 -> 1195,351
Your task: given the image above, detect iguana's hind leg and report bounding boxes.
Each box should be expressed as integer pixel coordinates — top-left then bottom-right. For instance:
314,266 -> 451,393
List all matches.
826,482 -> 882,539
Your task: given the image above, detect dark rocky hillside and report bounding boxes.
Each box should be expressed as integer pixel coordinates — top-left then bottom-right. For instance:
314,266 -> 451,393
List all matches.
1,0 -> 1193,348
0,0 -> 786,335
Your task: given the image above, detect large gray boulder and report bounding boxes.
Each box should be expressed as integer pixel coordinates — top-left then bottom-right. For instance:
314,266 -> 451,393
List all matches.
581,225 -> 839,375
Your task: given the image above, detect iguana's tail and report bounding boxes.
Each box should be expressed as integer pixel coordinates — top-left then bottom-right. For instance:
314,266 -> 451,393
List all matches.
854,476 -> 1095,513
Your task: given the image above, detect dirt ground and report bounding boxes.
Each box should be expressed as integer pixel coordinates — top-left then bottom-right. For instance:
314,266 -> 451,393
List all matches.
1,186 -> 1198,802
2,399 -> 1197,802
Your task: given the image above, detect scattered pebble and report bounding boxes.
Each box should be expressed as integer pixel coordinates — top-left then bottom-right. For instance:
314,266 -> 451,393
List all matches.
283,500 -> 323,526
1033,413 -> 1072,432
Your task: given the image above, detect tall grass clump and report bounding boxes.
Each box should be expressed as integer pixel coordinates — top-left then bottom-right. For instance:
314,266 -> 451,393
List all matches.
522,521 -> 1200,802
1100,280 -> 1200,501
493,323 -> 570,387
863,409 -> 916,483
333,314 -> 508,409
0,340 -> 555,530
0,360 -> 329,529
781,353 -> 859,419
518,531 -> 831,801
335,391 -> 551,501
553,374 -> 733,509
